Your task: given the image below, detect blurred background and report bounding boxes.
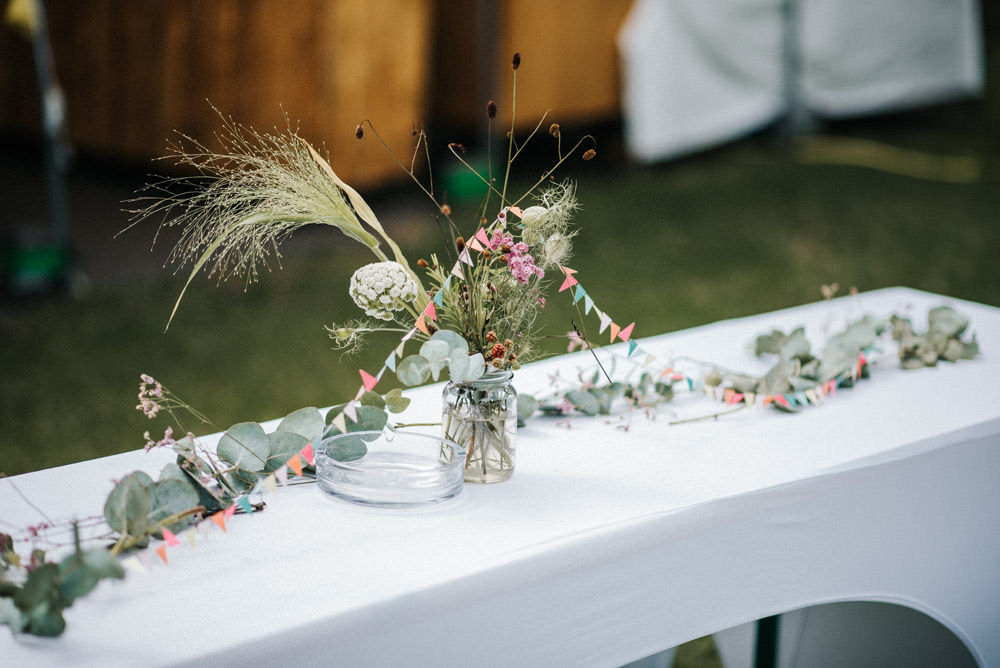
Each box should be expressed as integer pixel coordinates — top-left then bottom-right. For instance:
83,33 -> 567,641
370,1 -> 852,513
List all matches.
1,0 -> 997,476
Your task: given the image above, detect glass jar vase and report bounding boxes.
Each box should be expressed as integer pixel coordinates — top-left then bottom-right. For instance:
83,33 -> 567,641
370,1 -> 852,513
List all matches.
442,370 -> 517,483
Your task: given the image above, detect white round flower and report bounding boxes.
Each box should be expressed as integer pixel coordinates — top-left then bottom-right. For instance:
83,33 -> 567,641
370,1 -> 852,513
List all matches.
520,205 -> 548,245
349,261 -> 418,320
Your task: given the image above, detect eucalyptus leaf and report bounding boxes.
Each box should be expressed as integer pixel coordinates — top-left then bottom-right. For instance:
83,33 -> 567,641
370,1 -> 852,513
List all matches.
159,462 -> 187,482
566,390 -> 600,416
0,596 -> 24,633
103,471 -> 154,537
430,329 -> 469,357
59,546 -> 125,602
177,458 -> 226,513
397,355 -> 431,386
384,388 -> 410,413
325,434 -> 368,462
346,406 -> 388,433
149,479 -> 200,533
928,306 -> 968,338
517,394 -> 539,424
217,422 -> 270,473
419,339 -> 451,381
277,407 -> 325,444
359,391 -> 386,409
450,352 -> 485,383
266,431 -> 309,473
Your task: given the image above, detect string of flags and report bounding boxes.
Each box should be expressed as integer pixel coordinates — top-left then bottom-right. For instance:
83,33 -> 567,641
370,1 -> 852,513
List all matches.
118,442 -> 316,573
331,207 -> 872,432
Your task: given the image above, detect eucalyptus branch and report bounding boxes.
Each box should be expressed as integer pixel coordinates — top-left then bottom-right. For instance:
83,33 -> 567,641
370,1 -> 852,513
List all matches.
109,506 -> 205,557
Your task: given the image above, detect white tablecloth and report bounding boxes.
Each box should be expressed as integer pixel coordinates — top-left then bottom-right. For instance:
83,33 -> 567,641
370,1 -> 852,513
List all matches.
618,0 -> 984,162
3,287 -> 998,666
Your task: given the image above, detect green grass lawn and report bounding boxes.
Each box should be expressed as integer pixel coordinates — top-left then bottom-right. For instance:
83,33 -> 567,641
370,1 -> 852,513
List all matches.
2,110 -> 998,478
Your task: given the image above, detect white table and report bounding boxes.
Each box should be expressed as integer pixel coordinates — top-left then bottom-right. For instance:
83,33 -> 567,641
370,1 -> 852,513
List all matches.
3,287 -> 998,667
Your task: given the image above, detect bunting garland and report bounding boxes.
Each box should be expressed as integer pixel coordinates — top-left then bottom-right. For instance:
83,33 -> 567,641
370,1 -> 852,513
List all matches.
119,442 -> 316,573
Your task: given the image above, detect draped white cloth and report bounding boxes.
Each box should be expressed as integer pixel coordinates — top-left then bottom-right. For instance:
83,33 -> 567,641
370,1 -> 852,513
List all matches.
618,0 -> 984,162
2,287 -> 998,666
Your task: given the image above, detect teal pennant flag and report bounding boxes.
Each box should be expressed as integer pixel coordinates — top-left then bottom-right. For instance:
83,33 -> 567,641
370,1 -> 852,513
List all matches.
574,284 -> 587,304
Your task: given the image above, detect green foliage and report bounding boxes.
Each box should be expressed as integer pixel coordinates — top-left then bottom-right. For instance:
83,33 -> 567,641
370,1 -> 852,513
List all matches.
397,329 -> 486,386
1,526 -> 124,637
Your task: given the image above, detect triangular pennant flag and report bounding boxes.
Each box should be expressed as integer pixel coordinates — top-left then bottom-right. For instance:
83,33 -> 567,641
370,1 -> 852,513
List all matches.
628,340 -> 638,357
451,261 -> 464,278
236,495 -> 254,515
301,443 -> 315,466
724,388 -> 735,404
423,301 -> 437,320
211,512 -> 227,532
686,377 -> 694,392
508,205 -> 523,218
161,527 -> 181,548
775,395 -> 791,408
618,322 -> 635,342
598,311 -> 613,334
343,402 -> 358,422
433,289 -> 445,306
559,275 -> 579,292
198,519 -> 213,540
744,391 -> 756,406
475,228 -> 491,246
560,266 -> 578,275
155,545 -> 168,564
643,354 -> 656,367
713,386 -> 725,402
182,528 -> 197,548
609,322 -> 621,343
359,369 -> 378,392
395,341 -> 406,357
573,284 -> 587,304
415,314 -> 429,334
583,294 -> 594,314
468,237 -> 485,252
458,247 -> 474,266
385,351 -> 397,372
287,454 -> 304,477
224,504 -> 236,521
331,411 -> 348,434
263,474 -> 278,494
732,392 -> 745,405
275,465 -> 289,486
121,555 -> 144,573
401,327 -> 416,342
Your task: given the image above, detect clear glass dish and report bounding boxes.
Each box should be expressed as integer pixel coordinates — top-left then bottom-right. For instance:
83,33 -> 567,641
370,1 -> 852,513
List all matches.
315,430 -> 465,507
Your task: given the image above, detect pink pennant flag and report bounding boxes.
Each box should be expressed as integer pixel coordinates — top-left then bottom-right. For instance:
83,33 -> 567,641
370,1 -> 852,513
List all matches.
598,311 -> 613,334
475,227 -> 491,246
224,504 -> 237,521
423,301 -> 437,321
732,392 -> 745,405
559,275 -> 579,292
155,545 -> 168,564
161,527 -> 181,548
723,388 -> 735,404
618,322 -> 635,342
774,395 -> 791,408
359,369 -> 378,392
609,322 -> 621,343
287,454 -> 304,477
414,314 -> 429,335
301,443 -> 315,466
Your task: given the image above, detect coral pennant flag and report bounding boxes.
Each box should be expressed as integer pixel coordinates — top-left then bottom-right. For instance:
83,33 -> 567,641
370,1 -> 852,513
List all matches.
211,512 -> 227,532
415,314 -> 429,335
359,369 -> 378,392
161,527 -> 181,548
468,236 -> 486,252
286,454 -> 304,477
559,274 -> 579,292
508,206 -> 523,218
609,322 -> 621,343
618,322 -> 635,342
301,442 -> 315,465
155,545 -> 168,564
